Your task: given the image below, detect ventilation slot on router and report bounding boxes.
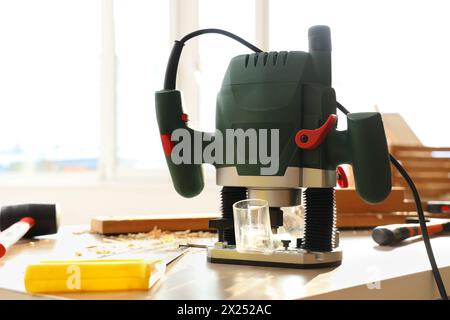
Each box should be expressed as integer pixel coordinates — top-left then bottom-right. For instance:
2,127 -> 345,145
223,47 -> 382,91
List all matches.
263,52 -> 269,66
244,54 -> 250,68
253,53 -> 259,66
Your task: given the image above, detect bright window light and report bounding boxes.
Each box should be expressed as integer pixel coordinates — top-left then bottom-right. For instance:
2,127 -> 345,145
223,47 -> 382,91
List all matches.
0,0 -> 101,173
0,0 -> 447,177
269,0 -> 450,147
198,0 -> 256,133
115,0 -> 170,169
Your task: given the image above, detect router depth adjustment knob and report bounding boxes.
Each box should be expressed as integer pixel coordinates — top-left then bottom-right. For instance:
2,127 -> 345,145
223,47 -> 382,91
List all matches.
281,239 -> 291,250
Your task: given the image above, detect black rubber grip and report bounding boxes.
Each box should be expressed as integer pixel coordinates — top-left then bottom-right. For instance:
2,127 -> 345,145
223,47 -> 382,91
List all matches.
0,204 -> 58,238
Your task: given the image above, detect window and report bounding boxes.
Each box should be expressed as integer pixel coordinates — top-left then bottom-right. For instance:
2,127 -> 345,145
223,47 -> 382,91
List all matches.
197,0 -> 256,132
0,0 -> 101,173
115,0 -> 170,170
114,0 -> 258,170
269,0 -> 450,147
1,0 -> 448,178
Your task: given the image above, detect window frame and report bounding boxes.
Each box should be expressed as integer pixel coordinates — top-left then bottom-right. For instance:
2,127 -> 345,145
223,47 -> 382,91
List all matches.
0,0 -> 269,185
110,0 -> 269,182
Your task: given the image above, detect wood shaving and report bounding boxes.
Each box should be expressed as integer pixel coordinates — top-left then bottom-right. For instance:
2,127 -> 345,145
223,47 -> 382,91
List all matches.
77,226 -> 216,258
72,229 -> 93,235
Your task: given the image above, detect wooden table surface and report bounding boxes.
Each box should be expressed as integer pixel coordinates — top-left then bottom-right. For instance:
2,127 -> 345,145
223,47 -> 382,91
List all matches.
1,225 -> 450,300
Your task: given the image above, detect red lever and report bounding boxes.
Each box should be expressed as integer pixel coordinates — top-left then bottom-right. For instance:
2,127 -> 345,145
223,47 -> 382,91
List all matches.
336,166 -> 349,188
295,114 -> 338,150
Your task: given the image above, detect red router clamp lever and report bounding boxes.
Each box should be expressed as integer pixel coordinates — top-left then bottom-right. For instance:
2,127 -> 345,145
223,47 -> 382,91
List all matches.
295,114 -> 338,150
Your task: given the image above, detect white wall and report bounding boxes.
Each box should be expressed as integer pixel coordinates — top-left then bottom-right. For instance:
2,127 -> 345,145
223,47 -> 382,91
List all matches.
0,178 -> 221,225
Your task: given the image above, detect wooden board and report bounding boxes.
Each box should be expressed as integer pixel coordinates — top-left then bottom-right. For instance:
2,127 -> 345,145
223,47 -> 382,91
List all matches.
335,187 -> 418,228
337,211 -> 450,228
92,188 -> 417,233
335,187 -> 450,227
91,213 -> 220,235
336,212 -> 408,228
335,187 -> 416,214
390,145 -> 450,201
381,113 -> 422,146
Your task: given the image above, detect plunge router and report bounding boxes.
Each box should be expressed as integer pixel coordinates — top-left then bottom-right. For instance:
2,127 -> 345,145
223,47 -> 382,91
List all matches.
155,26 -> 392,269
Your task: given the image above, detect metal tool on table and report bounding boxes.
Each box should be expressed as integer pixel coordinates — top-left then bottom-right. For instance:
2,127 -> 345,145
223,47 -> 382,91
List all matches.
155,26 -> 392,268
427,201 -> 450,214
372,220 -> 450,246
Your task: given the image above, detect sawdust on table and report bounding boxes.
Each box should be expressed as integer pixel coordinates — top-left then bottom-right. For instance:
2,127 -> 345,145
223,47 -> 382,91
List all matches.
75,226 -> 217,258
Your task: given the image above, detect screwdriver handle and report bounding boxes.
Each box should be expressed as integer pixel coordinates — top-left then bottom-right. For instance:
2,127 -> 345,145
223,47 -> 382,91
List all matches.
372,223 -> 446,246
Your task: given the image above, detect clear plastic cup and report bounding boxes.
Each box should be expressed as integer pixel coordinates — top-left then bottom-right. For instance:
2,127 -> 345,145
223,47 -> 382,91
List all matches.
233,199 -> 274,253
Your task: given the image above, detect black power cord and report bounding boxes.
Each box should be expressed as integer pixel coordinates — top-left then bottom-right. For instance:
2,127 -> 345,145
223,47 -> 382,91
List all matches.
164,29 -> 262,90
163,28 -> 448,300
337,102 -> 448,300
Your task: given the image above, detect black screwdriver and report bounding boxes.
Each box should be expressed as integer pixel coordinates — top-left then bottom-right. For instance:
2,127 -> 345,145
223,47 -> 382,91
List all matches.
372,221 -> 450,246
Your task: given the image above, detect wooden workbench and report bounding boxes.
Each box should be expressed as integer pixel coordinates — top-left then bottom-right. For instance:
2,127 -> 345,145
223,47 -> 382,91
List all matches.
1,226 -> 450,299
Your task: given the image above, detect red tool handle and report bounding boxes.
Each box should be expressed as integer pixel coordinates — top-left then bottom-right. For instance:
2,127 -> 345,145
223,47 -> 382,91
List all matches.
372,222 -> 449,246
0,217 -> 35,259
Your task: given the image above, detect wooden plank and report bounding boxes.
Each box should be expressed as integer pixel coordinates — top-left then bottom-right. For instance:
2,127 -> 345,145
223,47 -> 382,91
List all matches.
398,157 -> 450,164
391,146 -> 450,152
337,212 -> 450,228
336,213 -> 408,228
400,188 -> 450,201
335,187 -> 416,214
389,139 -> 450,201
396,181 -> 450,189
401,163 -> 450,170
91,213 -> 221,235
91,188 -> 444,233
394,177 -> 450,184
401,166 -> 450,172
381,113 -> 423,146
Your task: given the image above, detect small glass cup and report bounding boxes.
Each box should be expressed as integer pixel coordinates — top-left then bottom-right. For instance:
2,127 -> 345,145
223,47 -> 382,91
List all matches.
233,199 -> 274,253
